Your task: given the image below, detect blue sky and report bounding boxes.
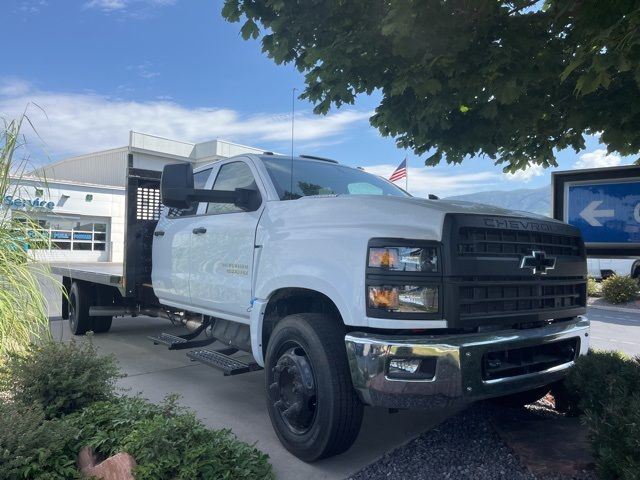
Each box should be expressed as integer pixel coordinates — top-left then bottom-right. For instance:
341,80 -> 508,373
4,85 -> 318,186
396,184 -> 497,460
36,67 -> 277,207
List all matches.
2,0 -> 635,197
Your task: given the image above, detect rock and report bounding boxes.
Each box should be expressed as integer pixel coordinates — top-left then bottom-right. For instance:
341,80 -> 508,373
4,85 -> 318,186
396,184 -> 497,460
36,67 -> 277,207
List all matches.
77,446 -> 99,473
78,446 -> 136,480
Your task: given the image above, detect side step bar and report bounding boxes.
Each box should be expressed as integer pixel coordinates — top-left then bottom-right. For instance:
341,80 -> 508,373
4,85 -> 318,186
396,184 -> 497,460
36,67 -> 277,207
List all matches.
148,317 -> 215,350
147,332 -> 217,350
187,348 -> 263,376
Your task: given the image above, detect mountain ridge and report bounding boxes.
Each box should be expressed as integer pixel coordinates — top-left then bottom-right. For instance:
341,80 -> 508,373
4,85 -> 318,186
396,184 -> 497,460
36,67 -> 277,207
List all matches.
446,185 -> 551,216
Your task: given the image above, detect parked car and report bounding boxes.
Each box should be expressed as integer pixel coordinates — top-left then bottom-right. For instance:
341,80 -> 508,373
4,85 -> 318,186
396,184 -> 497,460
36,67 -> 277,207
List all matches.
587,258 -> 640,280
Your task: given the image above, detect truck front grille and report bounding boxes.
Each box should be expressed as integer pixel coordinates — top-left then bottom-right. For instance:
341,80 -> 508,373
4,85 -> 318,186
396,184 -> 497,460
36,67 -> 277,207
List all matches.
457,227 -> 582,258
482,337 -> 579,381
457,277 -> 586,319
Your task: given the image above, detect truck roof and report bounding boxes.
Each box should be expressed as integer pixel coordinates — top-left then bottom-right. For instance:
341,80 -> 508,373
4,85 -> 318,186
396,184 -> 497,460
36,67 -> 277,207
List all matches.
259,153 -> 340,164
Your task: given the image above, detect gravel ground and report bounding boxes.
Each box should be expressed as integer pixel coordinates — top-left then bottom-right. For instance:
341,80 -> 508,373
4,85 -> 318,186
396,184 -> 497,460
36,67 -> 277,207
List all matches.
346,403 -> 596,480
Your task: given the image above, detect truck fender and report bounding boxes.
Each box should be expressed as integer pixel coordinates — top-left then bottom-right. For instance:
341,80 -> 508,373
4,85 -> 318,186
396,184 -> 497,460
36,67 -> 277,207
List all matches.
250,277 -> 352,367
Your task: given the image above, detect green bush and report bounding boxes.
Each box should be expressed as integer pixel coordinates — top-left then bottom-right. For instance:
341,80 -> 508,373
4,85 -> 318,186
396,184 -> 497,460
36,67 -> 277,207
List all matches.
564,351 -> 640,479
0,401 -> 79,480
587,277 -> 600,297
601,275 -> 639,304
0,341 -> 273,479
0,339 -> 120,418
67,395 -> 275,480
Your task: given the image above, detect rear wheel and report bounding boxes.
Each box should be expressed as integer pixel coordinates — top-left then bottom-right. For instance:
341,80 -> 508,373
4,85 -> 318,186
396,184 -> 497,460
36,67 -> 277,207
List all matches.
68,281 -> 93,335
68,282 -> 112,335
265,313 -> 363,461
92,316 -> 112,333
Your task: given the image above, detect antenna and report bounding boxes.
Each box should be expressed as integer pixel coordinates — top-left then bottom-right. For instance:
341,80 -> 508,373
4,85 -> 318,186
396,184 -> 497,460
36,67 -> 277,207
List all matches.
290,87 -> 296,199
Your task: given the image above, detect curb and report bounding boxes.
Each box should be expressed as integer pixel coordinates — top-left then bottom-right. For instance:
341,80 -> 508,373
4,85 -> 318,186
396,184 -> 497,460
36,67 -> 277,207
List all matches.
587,303 -> 640,315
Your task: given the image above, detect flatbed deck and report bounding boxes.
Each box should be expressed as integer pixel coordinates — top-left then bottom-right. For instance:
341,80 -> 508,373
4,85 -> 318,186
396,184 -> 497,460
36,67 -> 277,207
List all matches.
49,262 -> 123,288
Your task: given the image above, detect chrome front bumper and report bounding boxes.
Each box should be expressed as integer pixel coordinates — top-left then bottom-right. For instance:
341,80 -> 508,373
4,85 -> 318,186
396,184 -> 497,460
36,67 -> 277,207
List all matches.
345,316 -> 590,409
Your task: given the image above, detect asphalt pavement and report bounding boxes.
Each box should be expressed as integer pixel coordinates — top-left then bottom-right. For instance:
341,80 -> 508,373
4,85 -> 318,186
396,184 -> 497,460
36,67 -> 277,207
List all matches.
587,307 -> 640,356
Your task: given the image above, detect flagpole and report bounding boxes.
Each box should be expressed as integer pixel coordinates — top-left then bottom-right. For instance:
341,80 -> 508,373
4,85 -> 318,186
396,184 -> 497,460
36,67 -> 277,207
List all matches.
405,156 -> 409,193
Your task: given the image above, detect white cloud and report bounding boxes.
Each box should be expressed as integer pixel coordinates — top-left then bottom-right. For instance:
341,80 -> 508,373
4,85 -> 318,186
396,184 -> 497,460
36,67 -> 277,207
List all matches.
19,0 -> 48,14
573,149 -> 622,169
129,62 -> 160,79
504,164 -> 545,182
365,164 -> 501,198
0,81 -> 370,159
85,0 -> 127,11
84,0 -> 176,12
0,79 -> 32,97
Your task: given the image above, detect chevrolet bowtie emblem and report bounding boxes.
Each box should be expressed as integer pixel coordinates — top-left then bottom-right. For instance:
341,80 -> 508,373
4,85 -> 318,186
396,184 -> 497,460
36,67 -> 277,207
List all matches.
520,250 -> 556,275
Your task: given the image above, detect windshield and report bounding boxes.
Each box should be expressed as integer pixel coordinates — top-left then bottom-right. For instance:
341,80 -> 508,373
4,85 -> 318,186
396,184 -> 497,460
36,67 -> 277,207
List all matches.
262,157 -> 409,200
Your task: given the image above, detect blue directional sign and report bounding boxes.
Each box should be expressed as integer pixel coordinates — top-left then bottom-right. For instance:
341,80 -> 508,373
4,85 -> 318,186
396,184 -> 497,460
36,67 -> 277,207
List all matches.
554,166 -> 640,256
567,181 -> 640,244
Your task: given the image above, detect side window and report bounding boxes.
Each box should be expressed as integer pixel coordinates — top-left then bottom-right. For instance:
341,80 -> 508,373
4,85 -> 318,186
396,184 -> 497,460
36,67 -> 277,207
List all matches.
206,162 -> 261,215
166,167 -> 211,218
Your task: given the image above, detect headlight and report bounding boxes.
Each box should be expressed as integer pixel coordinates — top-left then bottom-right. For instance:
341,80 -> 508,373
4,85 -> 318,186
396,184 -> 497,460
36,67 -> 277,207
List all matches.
368,246 -> 438,273
368,285 -> 439,313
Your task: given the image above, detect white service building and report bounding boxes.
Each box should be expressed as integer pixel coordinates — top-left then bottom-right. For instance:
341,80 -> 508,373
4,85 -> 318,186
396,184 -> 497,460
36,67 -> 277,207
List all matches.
5,132 -> 264,263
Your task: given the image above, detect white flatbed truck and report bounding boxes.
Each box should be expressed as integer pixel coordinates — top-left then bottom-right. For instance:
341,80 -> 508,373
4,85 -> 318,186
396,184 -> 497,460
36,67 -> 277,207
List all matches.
52,155 -> 590,461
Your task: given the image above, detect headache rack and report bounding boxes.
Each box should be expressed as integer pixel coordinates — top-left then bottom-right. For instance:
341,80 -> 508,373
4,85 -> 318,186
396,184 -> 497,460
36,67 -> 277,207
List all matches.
123,168 -> 162,297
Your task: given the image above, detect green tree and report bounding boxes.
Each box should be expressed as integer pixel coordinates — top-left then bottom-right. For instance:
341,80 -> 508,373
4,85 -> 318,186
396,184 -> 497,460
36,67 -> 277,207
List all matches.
222,0 -> 640,172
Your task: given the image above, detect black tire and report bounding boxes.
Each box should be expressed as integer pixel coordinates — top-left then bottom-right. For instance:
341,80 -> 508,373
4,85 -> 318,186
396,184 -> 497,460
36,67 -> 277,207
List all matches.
92,315 -> 112,333
491,384 -> 551,408
264,313 -> 364,461
68,281 -> 93,335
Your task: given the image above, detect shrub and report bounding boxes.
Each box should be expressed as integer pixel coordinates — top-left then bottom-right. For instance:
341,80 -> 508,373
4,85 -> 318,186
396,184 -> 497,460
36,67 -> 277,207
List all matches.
1,341 -> 273,479
0,339 -> 120,418
66,395 -> 275,480
587,277 -> 600,297
601,275 -> 639,304
0,401 -> 79,480
563,351 -> 640,479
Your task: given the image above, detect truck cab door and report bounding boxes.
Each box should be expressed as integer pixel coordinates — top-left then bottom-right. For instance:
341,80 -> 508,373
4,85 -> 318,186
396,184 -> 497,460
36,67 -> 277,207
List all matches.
151,167 -> 212,307
188,159 -> 264,321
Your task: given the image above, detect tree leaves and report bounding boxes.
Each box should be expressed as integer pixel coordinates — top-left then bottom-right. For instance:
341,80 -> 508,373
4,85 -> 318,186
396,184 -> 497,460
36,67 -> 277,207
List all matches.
221,0 -> 640,171
240,19 -> 260,40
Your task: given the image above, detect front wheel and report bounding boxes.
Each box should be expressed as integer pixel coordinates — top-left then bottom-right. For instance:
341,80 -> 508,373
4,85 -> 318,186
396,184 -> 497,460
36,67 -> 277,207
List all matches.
265,313 -> 363,461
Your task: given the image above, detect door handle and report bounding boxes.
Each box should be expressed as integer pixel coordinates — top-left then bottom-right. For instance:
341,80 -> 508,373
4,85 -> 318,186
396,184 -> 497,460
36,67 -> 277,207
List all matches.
154,231 -> 165,237
192,227 -> 207,235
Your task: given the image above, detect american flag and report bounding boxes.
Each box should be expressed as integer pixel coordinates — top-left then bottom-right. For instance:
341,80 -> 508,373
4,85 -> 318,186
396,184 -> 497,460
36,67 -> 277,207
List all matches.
389,158 -> 407,183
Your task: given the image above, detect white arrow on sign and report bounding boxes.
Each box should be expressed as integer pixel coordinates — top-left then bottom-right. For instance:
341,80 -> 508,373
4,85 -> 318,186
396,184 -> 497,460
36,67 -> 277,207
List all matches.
579,200 -> 615,227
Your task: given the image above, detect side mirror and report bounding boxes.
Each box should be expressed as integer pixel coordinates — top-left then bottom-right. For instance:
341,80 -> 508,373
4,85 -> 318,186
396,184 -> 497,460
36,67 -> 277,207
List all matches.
161,163 -> 194,209
161,163 -> 257,211
234,188 -> 261,211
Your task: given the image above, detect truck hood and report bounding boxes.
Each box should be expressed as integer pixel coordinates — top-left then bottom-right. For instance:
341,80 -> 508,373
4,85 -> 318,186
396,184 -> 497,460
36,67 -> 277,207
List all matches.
300,194 -> 555,221
261,194 -> 564,244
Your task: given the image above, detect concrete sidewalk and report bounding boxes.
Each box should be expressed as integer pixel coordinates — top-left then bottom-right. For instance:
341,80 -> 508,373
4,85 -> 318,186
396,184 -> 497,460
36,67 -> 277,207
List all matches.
50,316 -> 461,480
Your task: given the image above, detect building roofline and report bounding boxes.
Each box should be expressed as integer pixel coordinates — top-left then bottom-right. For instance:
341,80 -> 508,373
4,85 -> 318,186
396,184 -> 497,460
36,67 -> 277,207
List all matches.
130,130 -> 195,147
9,175 -> 125,191
33,146 -> 129,172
